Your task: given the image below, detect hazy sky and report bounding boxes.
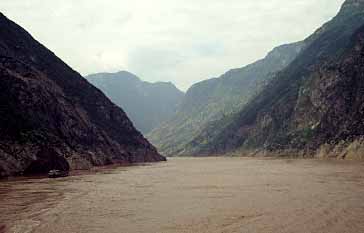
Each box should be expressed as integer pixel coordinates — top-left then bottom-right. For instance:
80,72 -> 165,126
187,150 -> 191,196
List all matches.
1,0 -> 345,91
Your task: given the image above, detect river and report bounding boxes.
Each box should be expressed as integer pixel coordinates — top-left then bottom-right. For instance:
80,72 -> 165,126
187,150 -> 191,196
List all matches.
1,157 -> 364,233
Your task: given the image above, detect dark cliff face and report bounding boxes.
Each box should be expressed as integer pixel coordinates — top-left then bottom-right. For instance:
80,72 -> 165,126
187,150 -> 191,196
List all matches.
86,71 -> 184,134
185,0 -> 364,157
0,13 -> 165,177
148,39 -> 304,156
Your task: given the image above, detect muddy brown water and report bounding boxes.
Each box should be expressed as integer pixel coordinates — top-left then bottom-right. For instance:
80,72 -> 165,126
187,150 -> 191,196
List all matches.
1,157 -> 364,233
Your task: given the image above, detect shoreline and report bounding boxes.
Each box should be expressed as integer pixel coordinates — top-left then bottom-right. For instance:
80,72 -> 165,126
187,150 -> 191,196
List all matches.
0,160 -> 167,182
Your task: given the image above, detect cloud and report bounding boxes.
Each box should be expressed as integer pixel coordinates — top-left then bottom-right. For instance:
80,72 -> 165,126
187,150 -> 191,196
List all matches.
0,0 -> 345,90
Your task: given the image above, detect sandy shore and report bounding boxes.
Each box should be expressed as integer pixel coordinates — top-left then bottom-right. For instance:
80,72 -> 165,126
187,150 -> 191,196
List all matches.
1,157 -> 364,233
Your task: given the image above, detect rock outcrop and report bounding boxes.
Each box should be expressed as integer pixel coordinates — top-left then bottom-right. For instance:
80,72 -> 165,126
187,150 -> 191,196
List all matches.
183,0 -> 364,158
148,40 -> 304,156
0,13 -> 165,177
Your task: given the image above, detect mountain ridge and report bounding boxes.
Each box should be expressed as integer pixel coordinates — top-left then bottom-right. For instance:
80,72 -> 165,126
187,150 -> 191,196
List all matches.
86,71 -> 184,134
148,40 -> 304,156
0,13 -> 165,177
182,1 -> 364,157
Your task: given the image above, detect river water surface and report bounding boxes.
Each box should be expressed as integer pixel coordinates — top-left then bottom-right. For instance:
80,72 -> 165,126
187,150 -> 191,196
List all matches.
1,157 -> 364,233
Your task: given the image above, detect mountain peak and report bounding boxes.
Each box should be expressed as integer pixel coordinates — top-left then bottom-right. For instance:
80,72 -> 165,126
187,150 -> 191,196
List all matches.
0,12 -> 6,19
87,71 -> 184,134
116,70 -> 136,76
343,0 -> 364,4
340,0 -> 364,13
0,14 -> 165,176
86,71 -> 140,82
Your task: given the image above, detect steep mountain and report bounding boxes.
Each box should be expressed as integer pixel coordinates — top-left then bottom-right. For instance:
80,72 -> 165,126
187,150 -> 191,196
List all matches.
0,13 -> 165,177
184,0 -> 364,158
148,40 -> 304,156
86,71 -> 184,134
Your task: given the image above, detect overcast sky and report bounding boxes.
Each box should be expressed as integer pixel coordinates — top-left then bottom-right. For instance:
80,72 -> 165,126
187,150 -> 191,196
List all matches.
1,0 -> 345,91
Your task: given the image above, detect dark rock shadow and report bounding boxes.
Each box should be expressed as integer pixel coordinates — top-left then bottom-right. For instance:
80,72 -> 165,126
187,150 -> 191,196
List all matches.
24,148 -> 70,175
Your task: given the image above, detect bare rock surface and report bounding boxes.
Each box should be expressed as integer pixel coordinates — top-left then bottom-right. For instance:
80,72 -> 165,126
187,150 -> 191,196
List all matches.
0,13 -> 165,177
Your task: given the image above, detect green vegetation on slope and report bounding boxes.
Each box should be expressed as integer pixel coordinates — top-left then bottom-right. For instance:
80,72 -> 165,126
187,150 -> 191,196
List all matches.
148,42 -> 304,156
184,0 -> 364,157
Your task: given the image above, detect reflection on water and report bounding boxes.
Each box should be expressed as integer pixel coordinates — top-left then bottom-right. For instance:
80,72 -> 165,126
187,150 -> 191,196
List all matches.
1,158 -> 364,233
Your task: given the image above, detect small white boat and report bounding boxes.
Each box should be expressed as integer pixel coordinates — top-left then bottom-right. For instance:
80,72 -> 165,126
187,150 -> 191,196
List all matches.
48,170 -> 69,178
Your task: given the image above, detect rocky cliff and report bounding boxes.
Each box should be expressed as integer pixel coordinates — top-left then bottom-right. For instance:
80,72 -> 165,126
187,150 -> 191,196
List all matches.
86,71 -> 184,134
148,40 -> 304,156
184,0 -> 364,158
0,13 -> 165,177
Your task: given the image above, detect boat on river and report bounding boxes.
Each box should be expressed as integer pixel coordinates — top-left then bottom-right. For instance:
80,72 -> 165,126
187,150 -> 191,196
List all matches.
48,170 -> 69,178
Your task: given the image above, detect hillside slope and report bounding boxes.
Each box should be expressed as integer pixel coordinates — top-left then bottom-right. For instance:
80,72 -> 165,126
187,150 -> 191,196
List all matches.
0,13 -> 165,177
87,71 -> 184,134
149,40 -> 304,156
185,0 -> 364,158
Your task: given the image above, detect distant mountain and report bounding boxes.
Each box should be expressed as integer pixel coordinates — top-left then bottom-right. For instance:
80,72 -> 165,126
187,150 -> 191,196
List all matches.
0,13 -> 165,177
182,0 -> 364,158
148,40 -> 304,156
86,71 -> 184,134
